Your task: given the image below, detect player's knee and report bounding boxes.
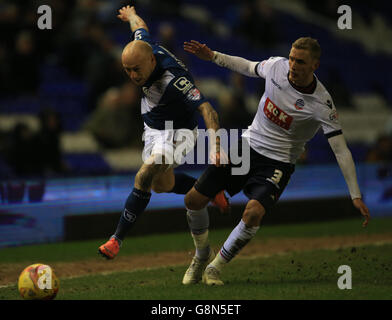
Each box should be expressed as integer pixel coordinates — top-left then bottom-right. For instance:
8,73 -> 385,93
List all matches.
151,180 -> 174,193
151,168 -> 174,194
242,200 -> 266,226
135,167 -> 154,191
185,188 -> 208,211
151,184 -> 164,193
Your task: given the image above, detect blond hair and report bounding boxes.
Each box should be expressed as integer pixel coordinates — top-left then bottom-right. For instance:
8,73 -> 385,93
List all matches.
292,37 -> 321,60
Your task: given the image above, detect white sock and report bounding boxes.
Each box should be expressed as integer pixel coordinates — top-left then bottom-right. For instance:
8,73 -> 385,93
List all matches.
191,230 -> 211,260
186,207 -> 209,234
208,251 -> 228,272
210,219 -> 259,271
186,207 -> 210,259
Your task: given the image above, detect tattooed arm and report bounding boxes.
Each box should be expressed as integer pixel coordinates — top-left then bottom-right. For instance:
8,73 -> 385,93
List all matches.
198,102 -> 228,166
198,102 -> 220,132
117,5 -> 149,33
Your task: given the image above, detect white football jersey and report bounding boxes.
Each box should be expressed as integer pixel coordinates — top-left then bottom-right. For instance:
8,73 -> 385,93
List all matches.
242,57 -> 342,164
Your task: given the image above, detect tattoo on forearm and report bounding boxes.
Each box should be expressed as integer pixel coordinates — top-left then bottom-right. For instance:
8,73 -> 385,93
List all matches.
204,106 -> 220,131
129,15 -> 147,31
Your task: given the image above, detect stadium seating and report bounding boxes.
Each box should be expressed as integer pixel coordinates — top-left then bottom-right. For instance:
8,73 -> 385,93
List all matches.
0,1 -> 391,177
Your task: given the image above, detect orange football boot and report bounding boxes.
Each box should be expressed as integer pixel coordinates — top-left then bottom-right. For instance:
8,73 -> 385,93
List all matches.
211,190 -> 230,214
98,237 -> 120,259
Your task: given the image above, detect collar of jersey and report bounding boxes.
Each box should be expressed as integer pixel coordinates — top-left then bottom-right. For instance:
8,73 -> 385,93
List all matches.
287,73 -> 317,95
143,55 -> 165,88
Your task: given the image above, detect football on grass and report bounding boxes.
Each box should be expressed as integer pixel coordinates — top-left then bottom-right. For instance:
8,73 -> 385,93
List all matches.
18,263 -> 60,300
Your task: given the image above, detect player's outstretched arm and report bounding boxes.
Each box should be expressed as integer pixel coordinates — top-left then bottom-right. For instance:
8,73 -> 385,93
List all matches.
117,5 -> 149,32
184,40 -> 214,61
184,40 -> 259,77
328,134 -> 370,227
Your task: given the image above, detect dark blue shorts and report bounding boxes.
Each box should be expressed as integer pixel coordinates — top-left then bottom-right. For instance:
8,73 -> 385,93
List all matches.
194,139 -> 295,213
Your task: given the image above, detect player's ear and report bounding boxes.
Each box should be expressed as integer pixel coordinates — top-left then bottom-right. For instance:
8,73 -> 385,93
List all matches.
313,59 -> 320,71
150,52 -> 156,65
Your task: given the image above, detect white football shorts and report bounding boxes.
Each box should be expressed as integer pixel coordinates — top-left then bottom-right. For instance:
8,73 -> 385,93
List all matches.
142,124 -> 198,169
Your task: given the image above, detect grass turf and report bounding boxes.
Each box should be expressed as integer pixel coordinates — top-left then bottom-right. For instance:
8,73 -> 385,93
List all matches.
1,217 -> 391,264
1,243 -> 391,300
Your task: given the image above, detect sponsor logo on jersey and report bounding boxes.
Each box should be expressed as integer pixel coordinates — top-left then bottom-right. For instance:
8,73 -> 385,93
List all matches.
173,77 -> 193,94
187,88 -> 201,101
294,98 -> 304,110
271,78 -> 282,90
263,98 -> 293,130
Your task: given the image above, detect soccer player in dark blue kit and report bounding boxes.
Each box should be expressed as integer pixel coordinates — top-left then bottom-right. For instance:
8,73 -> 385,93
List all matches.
99,5 -> 229,261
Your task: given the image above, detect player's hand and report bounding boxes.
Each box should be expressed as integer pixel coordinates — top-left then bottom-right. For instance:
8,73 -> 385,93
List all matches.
183,40 -> 214,61
209,145 -> 229,167
117,5 -> 136,22
353,198 -> 370,227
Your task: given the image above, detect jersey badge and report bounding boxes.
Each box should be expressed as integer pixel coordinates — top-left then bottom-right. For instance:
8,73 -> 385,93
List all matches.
186,88 -> 201,101
294,99 -> 304,110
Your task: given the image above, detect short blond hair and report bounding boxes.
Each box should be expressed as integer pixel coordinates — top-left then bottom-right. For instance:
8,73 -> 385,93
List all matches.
292,37 -> 321,60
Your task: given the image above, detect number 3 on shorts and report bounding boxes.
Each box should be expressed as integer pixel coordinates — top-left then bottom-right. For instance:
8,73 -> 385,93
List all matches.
271,169 -> 283,184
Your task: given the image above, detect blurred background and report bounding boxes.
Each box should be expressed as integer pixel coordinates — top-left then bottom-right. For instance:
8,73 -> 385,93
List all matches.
0,0 -> 391,247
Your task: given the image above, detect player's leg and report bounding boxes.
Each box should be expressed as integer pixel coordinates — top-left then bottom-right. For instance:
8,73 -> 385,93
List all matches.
98,155 -> 169,259
151,127 -> 199,195
203,199 -> 264,285
152,168 -> 229,213
182,165 -> 233,284
150,125 -> 229,211
99,125 -> 174,259
203,155 -> 295,285
151,167 -> 197,195
182,187 -> 215,284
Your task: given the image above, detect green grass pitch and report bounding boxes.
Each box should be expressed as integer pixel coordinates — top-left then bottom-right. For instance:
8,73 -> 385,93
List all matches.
0,217 -> 391,300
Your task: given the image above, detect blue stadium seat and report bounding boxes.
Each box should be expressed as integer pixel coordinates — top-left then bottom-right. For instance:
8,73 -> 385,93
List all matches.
64,153 -> 112,175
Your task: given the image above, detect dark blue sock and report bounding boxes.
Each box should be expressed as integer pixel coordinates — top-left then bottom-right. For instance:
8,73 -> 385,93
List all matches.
114,188 -> 151,241
170,173 -> 196,194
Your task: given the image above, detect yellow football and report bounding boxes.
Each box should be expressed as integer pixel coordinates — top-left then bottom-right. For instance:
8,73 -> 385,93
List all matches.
18,263 -> 60,300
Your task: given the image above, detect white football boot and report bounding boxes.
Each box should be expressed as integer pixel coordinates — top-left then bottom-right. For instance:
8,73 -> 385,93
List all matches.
182,249 -> 215,285
202,266 -> 224,286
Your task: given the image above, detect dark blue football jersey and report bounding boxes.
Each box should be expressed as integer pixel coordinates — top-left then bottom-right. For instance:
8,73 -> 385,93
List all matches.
133,28 -> 207,130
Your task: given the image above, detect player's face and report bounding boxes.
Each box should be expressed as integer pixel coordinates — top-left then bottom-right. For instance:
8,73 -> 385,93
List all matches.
123,53 -> 156,86
288,47 -> 319,87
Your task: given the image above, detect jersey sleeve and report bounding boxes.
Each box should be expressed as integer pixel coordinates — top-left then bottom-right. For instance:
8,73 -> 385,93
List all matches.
316,96 -> 343,138
133,28 -> 154,45
255,56 -> 283,79
165,76 -> 207,113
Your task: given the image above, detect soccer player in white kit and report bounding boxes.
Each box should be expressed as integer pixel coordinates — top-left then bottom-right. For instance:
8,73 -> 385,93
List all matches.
181,37 -> 371,285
